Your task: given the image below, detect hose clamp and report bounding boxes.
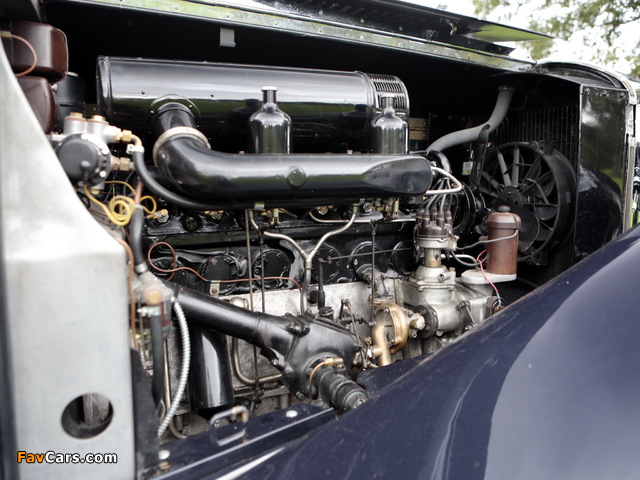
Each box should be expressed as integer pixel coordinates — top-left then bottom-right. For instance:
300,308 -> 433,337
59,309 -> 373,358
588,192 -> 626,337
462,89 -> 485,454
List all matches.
153,127 -> 211,166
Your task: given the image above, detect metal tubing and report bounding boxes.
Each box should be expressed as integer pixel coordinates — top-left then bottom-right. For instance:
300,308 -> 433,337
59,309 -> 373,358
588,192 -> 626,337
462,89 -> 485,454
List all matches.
427,85 -> 515,153
250,206 -> 358,313
231,337 -> 282,386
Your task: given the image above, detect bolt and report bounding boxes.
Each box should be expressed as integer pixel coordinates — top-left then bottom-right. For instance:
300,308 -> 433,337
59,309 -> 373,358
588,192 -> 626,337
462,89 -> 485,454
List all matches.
362,203 -> 375,214
271,358 -> 279,367
158,450 -> 170,460
295,391 -> 306,401
286,323 -> 302,334
156,211 -> 169,224
210,258 -> 218,265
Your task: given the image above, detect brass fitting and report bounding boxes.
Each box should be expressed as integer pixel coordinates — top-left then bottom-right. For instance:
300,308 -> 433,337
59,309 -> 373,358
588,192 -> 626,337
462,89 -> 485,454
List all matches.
116,129 -> 133,143
371,301 -> 409,366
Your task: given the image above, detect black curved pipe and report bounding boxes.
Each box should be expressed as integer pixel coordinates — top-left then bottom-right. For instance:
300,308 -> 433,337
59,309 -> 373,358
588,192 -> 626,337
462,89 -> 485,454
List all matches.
132,149 -> 246,211
152,104 -> 432,205
165,283 -> 365,411
152,103 -> 196,139
156,136 -> 431,203
134,147 -> 384,211
129,205 -> 147,268
165,283 -> 295,355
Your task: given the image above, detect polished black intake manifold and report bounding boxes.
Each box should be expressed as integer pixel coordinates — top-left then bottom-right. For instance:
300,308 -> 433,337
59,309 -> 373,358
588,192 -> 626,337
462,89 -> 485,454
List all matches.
148,103 -> 432,206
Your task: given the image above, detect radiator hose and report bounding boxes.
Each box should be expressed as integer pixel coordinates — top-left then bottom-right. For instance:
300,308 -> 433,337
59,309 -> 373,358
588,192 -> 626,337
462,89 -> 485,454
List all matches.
427,85 -> 515,153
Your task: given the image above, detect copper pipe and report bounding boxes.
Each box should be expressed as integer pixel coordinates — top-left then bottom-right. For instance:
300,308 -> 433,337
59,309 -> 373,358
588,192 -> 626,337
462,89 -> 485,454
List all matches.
386,302 -> 409,354
371,301 -> 409,366
231,337 -> 282,386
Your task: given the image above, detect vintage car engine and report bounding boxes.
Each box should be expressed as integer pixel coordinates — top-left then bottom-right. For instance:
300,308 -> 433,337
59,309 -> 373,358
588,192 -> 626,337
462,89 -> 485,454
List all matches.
23,16 -> 634,460
5,2 -> 637,475
44,54 -> 548,431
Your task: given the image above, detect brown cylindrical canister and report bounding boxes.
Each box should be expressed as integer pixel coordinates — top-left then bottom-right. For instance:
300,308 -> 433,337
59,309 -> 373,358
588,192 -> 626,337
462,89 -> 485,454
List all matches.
486,206 -> 521,275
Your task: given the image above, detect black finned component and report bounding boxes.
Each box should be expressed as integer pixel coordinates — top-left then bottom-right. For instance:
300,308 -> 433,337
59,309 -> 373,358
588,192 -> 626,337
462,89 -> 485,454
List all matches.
152,103 -> 432,206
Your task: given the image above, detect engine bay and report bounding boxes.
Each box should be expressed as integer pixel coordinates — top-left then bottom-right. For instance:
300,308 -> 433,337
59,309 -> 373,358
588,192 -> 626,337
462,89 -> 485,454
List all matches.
2,1 -> 634,477
70,57 -> 571,422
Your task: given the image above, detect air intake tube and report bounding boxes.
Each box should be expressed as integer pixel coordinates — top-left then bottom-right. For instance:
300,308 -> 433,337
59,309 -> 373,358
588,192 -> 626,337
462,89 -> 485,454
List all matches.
151,103 -> 432,206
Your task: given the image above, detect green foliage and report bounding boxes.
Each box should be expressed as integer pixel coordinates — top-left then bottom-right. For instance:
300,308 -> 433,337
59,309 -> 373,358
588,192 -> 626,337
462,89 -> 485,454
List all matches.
473,0 -> 640,78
